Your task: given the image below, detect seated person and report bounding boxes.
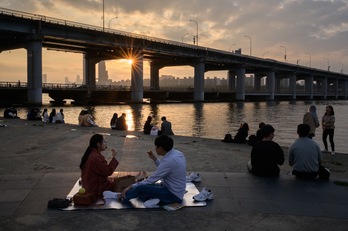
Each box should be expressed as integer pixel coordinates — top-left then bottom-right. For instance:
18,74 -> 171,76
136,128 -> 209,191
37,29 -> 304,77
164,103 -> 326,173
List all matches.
56,109 -> 65,124
78,110 -> 98,127
248,124 -> 284,177
159,116 -> 174,135
27,108 -> 42,121
233,123 -> 249,143
143,116 -> 153,134
110,113 -> 118,130
115,113 -> 128,130
103,135 -> 186,208
289,124 -> 322,179
4,107 -> 19,118
256,122 -> 265,142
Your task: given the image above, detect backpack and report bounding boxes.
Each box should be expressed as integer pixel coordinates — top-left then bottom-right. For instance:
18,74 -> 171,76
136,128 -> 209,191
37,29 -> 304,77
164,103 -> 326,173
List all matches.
222,133 -> 233,143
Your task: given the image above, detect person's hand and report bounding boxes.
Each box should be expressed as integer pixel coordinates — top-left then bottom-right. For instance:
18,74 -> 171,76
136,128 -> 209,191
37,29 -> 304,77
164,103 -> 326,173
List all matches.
147,150 -> 157,161
107,176 -> 115,183
111,149 -> 117,158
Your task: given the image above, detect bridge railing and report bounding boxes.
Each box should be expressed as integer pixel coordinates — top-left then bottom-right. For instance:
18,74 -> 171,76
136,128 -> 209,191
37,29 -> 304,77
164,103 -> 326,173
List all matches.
0,7 -> 201,51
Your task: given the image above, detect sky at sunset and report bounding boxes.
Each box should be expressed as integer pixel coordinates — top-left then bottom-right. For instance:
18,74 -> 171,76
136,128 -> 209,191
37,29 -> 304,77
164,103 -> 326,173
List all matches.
1,0 -> 348,83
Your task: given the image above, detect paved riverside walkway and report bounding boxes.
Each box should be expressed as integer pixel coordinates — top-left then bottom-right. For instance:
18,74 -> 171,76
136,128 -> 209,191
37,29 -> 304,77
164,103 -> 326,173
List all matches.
1,117 -> 348,230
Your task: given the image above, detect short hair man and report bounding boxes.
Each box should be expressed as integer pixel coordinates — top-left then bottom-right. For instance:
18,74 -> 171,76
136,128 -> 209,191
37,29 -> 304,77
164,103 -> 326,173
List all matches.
289,123 -> 322,179
248,124 -> 284,176
105,135 -> 186,207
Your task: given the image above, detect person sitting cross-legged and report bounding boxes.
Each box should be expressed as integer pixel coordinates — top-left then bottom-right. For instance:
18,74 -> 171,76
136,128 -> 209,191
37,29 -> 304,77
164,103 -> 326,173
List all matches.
103,135 -> 186,208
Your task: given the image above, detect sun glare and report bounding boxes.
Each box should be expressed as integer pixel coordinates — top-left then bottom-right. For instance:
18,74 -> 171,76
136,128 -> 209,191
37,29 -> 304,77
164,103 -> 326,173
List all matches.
127,59 -> 133,65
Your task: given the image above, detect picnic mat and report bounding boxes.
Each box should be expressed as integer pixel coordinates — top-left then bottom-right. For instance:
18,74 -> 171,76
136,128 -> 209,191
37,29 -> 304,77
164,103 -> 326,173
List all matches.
63,173 -> 206,211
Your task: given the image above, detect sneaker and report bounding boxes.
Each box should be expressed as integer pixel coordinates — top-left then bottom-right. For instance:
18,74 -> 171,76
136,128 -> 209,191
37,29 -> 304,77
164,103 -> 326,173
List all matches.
143,198 -> 160,208
193,187 -> 214,202
321,149 -> 328,153
186,172 -> 202,183
103,190 -> 120,199
331,151 -> 335,155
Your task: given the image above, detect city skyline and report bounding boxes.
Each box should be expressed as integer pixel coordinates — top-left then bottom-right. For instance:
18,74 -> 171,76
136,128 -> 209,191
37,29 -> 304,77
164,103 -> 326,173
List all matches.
0,0 -> 347,83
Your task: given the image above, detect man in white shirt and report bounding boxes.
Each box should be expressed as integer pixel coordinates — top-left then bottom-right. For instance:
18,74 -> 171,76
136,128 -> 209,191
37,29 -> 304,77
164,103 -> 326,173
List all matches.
105,135 -> 186,206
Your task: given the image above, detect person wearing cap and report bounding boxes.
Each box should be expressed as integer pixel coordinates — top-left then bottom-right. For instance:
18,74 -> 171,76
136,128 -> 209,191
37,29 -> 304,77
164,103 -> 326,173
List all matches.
247,124 -> 284,177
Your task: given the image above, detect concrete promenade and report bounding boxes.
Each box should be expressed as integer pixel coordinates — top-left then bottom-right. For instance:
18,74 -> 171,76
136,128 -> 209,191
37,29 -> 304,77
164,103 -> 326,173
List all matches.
1,117 -> 348,230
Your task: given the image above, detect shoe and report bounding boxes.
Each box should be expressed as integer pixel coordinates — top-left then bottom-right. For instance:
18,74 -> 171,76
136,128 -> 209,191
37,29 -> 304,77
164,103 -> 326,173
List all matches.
193,187 -> 214,202
103,190 -> 120,199
331,151 -> 335,155
321,149 -> 328,153
186,172 -> 202,183
143,198 -> 160,208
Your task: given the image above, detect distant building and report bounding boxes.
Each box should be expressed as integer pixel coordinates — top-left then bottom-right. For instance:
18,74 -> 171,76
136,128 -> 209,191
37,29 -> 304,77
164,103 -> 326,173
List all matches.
42,74 -> 47,83
98,61 -> 109,84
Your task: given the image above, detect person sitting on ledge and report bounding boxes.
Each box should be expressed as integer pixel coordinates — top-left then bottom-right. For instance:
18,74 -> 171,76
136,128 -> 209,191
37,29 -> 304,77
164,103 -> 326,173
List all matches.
115,113 -> 128,130
247,124 -> 284,177
288,123 -> 322,179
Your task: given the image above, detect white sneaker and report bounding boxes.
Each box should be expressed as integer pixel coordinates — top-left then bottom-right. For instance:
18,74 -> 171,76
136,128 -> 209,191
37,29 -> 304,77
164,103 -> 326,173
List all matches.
143,198 -> 160,208
331,151 -> 335,155
322,149 -> 328,153
193,187 -> 214,202
186,172 -> 202,183
103,190 -> 119,199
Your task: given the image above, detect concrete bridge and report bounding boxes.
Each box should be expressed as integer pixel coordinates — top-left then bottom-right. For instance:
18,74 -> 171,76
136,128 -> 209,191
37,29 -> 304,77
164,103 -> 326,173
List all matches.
1,7 -> 347,105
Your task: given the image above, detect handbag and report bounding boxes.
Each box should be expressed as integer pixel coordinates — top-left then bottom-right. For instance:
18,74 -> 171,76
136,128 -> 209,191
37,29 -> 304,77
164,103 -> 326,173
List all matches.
113,175 -> 136,192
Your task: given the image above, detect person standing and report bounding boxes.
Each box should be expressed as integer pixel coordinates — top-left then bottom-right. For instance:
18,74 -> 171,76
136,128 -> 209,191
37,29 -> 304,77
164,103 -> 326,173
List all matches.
322,105 -> 335,155
248,124 -> 284,177
160,116 -> 174,135
289,123 -> 322,179
303,105 -> 319,139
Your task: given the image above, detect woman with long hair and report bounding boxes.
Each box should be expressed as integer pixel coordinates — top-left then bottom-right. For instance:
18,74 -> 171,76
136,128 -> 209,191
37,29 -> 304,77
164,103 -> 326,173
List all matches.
80,134 -> 118,196
322,105 -> 335,155
303,105 -> 320,138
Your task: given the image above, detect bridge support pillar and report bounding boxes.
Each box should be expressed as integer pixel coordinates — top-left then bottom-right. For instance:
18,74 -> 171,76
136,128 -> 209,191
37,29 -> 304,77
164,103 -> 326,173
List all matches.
227,70 -> 236,91
334,79 -> 339,99
236,68 -> 246,101
131,54 -> 144,102
323,78 -> 328,99
150,62 -> 160,90
305,76 -> 314,99
194,61 -> 205,101
266,71 -> 275,100
26,37 -> 43,105
254,74 -> 263,91
83,54 -> 99,88
289,73 -> 297,100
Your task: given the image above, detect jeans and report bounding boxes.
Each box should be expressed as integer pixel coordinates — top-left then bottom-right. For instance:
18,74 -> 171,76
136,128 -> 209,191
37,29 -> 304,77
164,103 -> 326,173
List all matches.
322,129 -> 335,151
125,184 -> 181,204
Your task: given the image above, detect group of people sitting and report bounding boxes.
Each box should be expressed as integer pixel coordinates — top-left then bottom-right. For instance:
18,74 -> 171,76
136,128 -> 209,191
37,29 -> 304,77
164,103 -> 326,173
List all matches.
78,109 -> 97,127
143,116 -> 174,136
247,123 -> 328,180
42,108 -> 65,124
110,113 -> 128,130
80,134 -> 186,208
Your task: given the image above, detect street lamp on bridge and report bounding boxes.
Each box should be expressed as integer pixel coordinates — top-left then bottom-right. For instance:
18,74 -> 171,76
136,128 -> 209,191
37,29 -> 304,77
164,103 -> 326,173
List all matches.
108,17 -> 118,29
280,45 -> 287,62
182,32 -> 189,43
305,52 -> 311,67
229,43 -> 236,52
323,58 -> 330,71
244,35 -> 252,56
189,19 -> 198,46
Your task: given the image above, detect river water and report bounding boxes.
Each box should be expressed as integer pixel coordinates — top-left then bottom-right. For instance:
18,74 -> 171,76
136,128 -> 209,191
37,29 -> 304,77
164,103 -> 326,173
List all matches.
1,95 -> 347,153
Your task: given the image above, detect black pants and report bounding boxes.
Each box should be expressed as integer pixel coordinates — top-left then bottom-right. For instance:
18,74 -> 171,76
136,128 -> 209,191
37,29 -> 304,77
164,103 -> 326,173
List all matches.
322,129 -> 335,151
292,170 -> 318,179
